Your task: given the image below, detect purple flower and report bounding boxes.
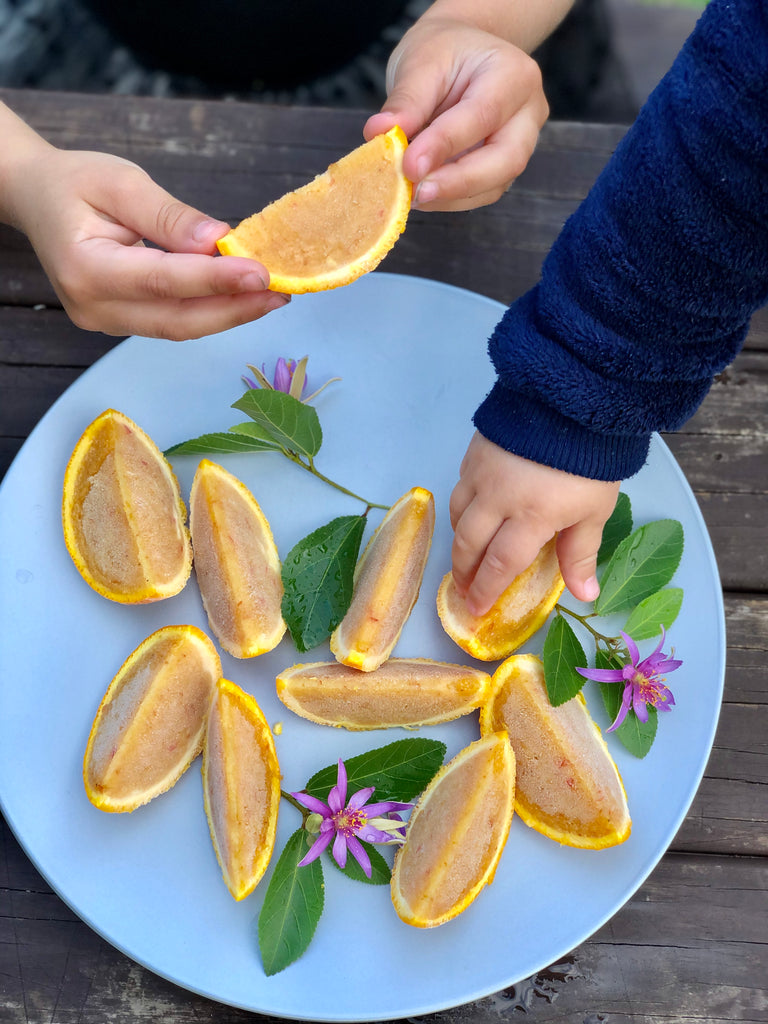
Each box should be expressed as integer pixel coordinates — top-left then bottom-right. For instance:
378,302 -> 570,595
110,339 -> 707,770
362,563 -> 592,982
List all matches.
241,357 -> 306,396
576,628 -> 682,732
291,760 -> 411,878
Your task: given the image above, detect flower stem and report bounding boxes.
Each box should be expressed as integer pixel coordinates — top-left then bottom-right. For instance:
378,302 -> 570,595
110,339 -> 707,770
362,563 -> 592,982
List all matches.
281,789 -> 308,818
283,451 -> 390,511
555,603 -> 624,652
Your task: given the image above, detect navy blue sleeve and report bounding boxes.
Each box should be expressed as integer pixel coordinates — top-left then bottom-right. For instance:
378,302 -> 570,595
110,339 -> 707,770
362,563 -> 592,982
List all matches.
473,0 -> 768,481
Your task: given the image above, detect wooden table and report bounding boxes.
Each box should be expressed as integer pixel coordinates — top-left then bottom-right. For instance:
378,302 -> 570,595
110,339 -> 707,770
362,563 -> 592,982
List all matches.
1,87 -> 766,1024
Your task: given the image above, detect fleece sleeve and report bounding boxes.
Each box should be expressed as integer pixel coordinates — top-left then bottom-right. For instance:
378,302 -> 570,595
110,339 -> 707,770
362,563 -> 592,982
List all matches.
473,0 -> 768,481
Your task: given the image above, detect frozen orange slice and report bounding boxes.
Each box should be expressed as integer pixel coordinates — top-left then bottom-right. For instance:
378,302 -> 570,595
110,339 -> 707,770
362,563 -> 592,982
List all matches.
62,409 -> 192,603
331,486 -> 434,672
480,654 -> 631,849
189,460 -> 285,659
276,658 -> 491,730
437,537 -> 564,661
391,732 -> 515,928
217,126 -> 411,293
202,678 -> 281,900
83,625 -> 221,812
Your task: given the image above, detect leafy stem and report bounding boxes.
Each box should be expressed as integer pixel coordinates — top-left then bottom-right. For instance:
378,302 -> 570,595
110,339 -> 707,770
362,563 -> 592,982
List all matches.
282,449 -> 389,511
280,789 -> 309,819
554,603 -> 625,656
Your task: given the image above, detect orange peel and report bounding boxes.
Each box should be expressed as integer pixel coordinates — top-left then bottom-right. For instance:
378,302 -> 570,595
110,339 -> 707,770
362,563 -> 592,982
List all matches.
217,126 -> 411,293
83,624 -> 221,812
331,486 -> 434,672
480,654 -> 631,849
391,732 -> 516,928
62,409 -> 192,603
202,678 -> 281,900
437,537 -> 565,661
189,459 -> 285,659
276,657 -> 491,730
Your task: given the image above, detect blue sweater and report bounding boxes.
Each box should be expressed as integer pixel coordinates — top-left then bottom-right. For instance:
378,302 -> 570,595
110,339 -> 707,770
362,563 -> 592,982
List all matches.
474,0 -> 768,480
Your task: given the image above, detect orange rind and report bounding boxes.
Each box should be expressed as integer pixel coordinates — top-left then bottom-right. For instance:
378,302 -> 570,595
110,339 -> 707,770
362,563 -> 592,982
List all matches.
480,654 -> 631,849
276,658 -> 491,730
437,537 -> 565,661
331,486 -> 434,672
62,409 -> 192,603
83,625 -> 221,812
202,678 -> 281,900
189,459 -> 285,659
391,732 -> 516,928
217,126 -> 411,293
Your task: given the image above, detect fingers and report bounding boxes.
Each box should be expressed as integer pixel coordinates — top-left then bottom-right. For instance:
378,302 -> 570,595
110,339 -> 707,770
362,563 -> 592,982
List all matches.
412,110 -> 542,210
80,241 -> 270,301
102,165 -> 233,255
464,519 -> 551,617
70,288 -> 290,340
556,521 -> 605,604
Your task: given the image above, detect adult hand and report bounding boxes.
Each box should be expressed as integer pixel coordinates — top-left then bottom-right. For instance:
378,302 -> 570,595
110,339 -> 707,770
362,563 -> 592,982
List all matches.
363,15 -> 549,211
9,147 -> 286,339
450,432 -> 621,615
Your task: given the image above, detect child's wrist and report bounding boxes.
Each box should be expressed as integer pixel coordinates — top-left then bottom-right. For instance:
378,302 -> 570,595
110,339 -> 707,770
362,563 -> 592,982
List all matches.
0,103 -> 56,229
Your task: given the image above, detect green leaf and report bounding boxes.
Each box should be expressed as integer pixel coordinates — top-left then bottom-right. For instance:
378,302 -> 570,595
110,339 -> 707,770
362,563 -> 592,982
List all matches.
305,737 -> 446,803
232,389 -> 322,458
164,430 -> 281,457
326,841 -> 391,885
597,492 -> 632,565
281,515 -> 366,652
542,614 -> 589,706
228,420 -> 286,447
622,588 -> 684,641
257,828 -> 324,976
595,519 -> 684,617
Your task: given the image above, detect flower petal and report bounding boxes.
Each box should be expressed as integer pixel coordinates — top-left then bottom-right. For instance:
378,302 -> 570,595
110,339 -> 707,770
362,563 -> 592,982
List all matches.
328,760 -> 347,813
332,831 -> 348,869
361,800 -> 412,817
347,786 -> 376,811
576,666 -> 625,683
606,682 -> 634,732
273,357 -> 292,392
620,632 -> 640,666
345,835 -> 372,878
290,791 -> 331,817
298,829 -> 333,867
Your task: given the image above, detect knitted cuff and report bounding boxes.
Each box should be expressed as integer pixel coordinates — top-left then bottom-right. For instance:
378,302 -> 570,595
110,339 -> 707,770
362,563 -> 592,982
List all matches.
473,381 -> 651,482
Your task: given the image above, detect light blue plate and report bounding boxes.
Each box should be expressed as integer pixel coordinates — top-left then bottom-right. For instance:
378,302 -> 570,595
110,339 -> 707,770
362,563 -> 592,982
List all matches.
0,273 -> 724,1020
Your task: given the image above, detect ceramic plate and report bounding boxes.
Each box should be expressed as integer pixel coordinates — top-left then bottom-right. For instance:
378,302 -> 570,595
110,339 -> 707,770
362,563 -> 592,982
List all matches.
0,273 -> 725,1020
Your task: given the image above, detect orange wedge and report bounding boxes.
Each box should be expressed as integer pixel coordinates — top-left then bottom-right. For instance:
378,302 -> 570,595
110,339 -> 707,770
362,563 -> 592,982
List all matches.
391,733 -> 515,928
202,678 -> 281,900
62,409 -> 192,603
276,658 -> 491,730
437,537 -> 565,661
480,655 -> 631,849
189,460 -> 285,659
83,625 -> 221,812
216,126 -> 411,293
331,486 -> 434,672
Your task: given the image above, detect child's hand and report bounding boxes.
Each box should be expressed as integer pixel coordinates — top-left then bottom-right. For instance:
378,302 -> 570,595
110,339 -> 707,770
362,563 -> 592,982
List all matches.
363,15 -> 549,211
450,432 -> 621,615
8,147 -> 286,339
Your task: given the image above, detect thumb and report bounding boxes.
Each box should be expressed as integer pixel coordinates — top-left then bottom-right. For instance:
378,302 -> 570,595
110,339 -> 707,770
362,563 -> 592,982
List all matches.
109,170 -> 231,255
556,522 -> 603,604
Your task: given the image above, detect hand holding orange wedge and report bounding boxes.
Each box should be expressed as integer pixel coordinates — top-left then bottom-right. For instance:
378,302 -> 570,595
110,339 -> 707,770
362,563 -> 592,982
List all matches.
217,126 -> 411,293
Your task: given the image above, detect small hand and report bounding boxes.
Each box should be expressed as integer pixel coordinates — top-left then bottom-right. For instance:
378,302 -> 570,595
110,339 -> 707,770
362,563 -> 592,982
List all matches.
363,16 -> 548,211
11,148 -> 287,339
450,432 -> 621,616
